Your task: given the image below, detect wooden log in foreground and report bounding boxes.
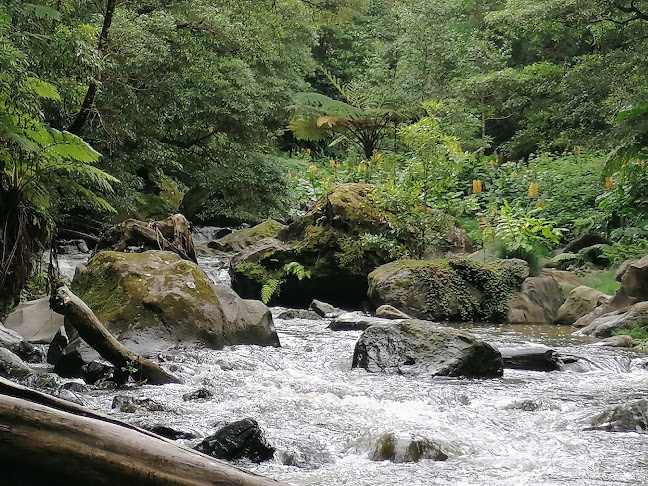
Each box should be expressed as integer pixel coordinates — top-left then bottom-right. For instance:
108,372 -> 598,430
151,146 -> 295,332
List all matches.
50,285 -> 181,385
0,377 -> 285,486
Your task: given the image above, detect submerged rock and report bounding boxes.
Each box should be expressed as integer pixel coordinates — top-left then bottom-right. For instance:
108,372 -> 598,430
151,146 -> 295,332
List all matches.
145,425 -> 196,441
182,388 -> 213,401
370,433 -> 448,463
277,309 -> 322,320
352,320 -> 503,378
589,399 -> 648,432
368,258 -> 528,323
329,312 -> 396,331
71,250 -> 279,352
195,418 -> 275,463
112,395 -> 165,413
499,347 -> 564,371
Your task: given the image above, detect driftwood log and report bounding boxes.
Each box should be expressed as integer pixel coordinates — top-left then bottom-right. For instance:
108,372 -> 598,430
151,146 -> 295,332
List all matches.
0,377 -> 285,486
500,347 -> 564,372
50,285 -> 180,385
97,214 -> 197,262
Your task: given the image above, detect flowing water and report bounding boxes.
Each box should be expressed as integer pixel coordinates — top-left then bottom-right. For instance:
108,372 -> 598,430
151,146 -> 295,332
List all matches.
52,250 -> 648,486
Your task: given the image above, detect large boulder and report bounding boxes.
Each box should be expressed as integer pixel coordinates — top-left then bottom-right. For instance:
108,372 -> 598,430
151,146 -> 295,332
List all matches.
4,298 -> 64,344
555,286 -> 611,325
232,183 -> 472,307
0,348 -> 33,378
368,258 -> 528,323
589,399 -> 648,432
0,322 -> 41,362
507,270 -> 582,324
71,250 -> 279,352
574,254 -> 648,329
194,418 -> 275,463
574,301 -> 648,338
351,320 -> 503,378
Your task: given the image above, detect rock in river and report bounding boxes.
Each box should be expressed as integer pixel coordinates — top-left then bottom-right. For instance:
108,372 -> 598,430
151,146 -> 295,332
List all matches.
351,320 -> 503,378
71,250 -> 279,352
195,418 -> 275,463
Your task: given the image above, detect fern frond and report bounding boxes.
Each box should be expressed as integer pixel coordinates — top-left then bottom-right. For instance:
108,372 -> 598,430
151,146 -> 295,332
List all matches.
293,92 -> 365,120
261,279 -> 281,304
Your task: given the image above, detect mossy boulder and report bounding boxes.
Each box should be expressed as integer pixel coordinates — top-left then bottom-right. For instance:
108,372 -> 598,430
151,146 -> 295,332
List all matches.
231,183 -> 472,307
71,250 -> 279,352
368,258 -> 529,323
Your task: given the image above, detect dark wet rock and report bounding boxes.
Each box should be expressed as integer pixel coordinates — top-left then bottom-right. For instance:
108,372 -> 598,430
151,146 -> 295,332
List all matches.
195,418 -> 275,463
589,399 -> 648,432
22,373 -> 61,391
112,395 -> 165,413
53,388 -> 85,406
563,232 -> 611,254
81,360 -> 114,384
594,335 -> 637,348
499,347 -> 564,372
375,305 -> 411,320
3,297 -> 64,343
0,322 -> 41,363
54,339 -> 98,379
370,433 -> 448,463
575,301 -> 648,338
277,309 -> 322,320
182,388 -> 213,401
555,286 -> 611,325
328,312 -> 397,331
71,250 -> 279,353
61,381 -> 89,393
352,320 -> 503,378
276,438 -> 334,470
46,327 -> 69,365
0,348 -> 33,378
507,270 -> 582,324
145,425 -> 196,441
503,399 -> 559,412
308,300 -> 344,318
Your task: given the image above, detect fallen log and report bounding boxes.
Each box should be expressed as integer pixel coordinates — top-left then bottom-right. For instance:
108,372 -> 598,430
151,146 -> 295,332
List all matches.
50,285 -> 180,385
0,377 -> 285,486
499,347 -> 564,372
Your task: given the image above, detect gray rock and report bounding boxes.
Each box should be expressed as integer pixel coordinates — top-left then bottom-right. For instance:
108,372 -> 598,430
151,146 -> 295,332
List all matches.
0,348 -> 33,378
309,299 -> 344,318
375,305 -> 410,320
351,319 -> 503,378
507,270 -> 582,324
574,301 -> 648,338
555,286 -> 611,325
195,418 -> 275,463
0,321 -> 41,362
499,347 -> 564,371
615,259 -> 637,282
370,433 -> 448,463
112,395 -> 165,413
329,312 -> 398,331
589,399 -> 648,432
4,297 -> 64,343
594,335 -> 637,348
46,327 -> 69,365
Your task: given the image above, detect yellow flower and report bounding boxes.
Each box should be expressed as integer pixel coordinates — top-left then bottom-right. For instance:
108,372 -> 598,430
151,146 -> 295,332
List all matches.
510,171 -> 518,178
536,199 -> 546,209
329,159 -> 336,168
605,176 -> 614,191
306,148 -> 311,156
308,165 -> 318,174
573,146 -> 582,157
335,162 -> 341,169
472,179 -> 483,194
528,182 -> 539,197
638,159 -> 645,166
357,163 -> 367,173
287,172 -> 293,180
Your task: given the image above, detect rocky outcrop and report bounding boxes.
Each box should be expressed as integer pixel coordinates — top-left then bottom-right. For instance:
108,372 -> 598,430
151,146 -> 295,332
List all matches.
195,418 -> 276,463
575,301 -> 648,338
507,270 -> 582,324
232,183 -> 472,307
4,298 -> 64,344
71,250 -> 279,352
351,320 -> 503,378
368,258 -> 528,323
555,286 -> 611,325
375,305 -> 410,320
370,433 -> 448,463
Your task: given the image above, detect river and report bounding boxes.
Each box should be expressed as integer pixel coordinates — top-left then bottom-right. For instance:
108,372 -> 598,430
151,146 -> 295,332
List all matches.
53,249 -> 648,486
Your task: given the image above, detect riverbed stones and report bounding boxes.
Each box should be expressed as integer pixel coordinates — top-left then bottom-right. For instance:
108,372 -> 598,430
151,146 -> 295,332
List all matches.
370,433 -> 448,463
71,250 -> 279,352
195,418 -> 275,463
593,335 -> 637,348
555,286 -> 611,325
368,258 -> 528,323
328,312 -> 397,331
0,321 -> 41,362
352,320 -> 503,378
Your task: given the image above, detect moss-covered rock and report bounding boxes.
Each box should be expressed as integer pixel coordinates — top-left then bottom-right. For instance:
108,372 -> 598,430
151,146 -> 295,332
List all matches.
71,250 -> 279,351
368,258 -> 529,323
230,183 -> 472,307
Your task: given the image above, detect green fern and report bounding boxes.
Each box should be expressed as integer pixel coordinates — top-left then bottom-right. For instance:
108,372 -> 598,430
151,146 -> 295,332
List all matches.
261,279 -> 281,304
550,252 -> 581,263
283,262 -> 311,280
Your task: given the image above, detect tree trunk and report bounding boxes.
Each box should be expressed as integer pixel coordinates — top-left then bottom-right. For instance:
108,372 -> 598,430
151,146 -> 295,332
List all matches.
0,377 -> 285,486
50,285 -> 181,385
